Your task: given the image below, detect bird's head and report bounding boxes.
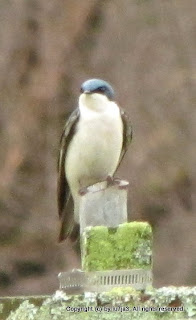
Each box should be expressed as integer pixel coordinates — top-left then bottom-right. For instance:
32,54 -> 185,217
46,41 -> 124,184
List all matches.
79,79 -> 115,111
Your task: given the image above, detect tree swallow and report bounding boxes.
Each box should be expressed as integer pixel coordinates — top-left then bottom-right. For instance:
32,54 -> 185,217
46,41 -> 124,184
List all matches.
57,79 -> 132,242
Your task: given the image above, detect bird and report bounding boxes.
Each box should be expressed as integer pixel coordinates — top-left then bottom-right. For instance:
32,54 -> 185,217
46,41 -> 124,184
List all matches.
57,78 -> 132,242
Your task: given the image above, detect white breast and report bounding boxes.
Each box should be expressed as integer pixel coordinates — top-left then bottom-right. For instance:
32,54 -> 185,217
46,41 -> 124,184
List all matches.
65,94 -> 123,221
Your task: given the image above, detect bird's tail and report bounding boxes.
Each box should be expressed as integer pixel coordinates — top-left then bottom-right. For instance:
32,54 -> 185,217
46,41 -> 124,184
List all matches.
58,196 -> 80,243
58,220 -> 80,243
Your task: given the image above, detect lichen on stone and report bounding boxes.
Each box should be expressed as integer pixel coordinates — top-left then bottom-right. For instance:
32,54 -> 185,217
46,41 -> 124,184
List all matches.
82,222 -> 153,271
133,239 -> 152,265
98,287 -> 140,306
1,287 -> 196,320
6,300 -> 38,320
146,286 -> 196,318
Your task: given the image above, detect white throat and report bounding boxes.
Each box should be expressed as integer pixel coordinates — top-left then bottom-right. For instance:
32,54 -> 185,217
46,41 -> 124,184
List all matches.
79,92 -> 111,112
79,93 -> 119,118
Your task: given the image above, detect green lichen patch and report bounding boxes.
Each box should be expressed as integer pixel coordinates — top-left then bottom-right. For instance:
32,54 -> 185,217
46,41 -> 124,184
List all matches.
146,286 -> 196,318
6,300 -> 38,320
0,296 -> 47,320
2,287 -> 196,320
82,222 -> 152,271
98,287 -> 141,306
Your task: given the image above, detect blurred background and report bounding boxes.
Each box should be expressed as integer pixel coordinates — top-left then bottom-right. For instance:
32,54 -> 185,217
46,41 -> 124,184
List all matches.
0,0 -> 195,296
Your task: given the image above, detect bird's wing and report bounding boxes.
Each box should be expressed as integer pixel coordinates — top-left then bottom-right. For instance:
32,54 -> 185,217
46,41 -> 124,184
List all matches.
116,108 -> 133,170
57,108 -> 80,241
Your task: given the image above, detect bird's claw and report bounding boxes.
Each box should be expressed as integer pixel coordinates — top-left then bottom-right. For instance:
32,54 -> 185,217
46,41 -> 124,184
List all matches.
106,175 -> 121,187
79,187 -> 88,196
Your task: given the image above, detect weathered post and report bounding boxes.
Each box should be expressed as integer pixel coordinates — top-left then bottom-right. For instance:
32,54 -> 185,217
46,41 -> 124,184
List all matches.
58,179 -> 153,292
79,179 -> 129,234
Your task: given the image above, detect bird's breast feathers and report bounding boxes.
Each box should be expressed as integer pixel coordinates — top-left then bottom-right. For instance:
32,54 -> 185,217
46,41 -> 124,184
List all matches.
65,99 -> 123,191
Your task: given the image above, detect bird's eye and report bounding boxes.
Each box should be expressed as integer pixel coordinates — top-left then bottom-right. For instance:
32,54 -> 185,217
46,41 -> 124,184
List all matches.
80,87 -> 84,93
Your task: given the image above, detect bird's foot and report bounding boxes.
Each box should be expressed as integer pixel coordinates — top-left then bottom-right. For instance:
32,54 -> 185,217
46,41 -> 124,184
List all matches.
106,175 -> 121,187
106,176 -> 128,190
79,187 -> 88,196
106,175 -> 114,186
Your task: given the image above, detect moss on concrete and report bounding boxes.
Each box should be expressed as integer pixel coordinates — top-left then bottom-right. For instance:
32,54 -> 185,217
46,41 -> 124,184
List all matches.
1,287 -> 196,319
82,222 -> 152,271
0,296 -> 48,320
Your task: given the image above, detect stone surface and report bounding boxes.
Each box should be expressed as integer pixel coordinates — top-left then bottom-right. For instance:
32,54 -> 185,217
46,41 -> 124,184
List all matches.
1,287 -> 196,319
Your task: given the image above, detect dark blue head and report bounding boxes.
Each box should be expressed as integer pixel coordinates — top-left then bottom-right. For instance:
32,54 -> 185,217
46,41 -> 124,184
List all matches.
80,79 -> 114,101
